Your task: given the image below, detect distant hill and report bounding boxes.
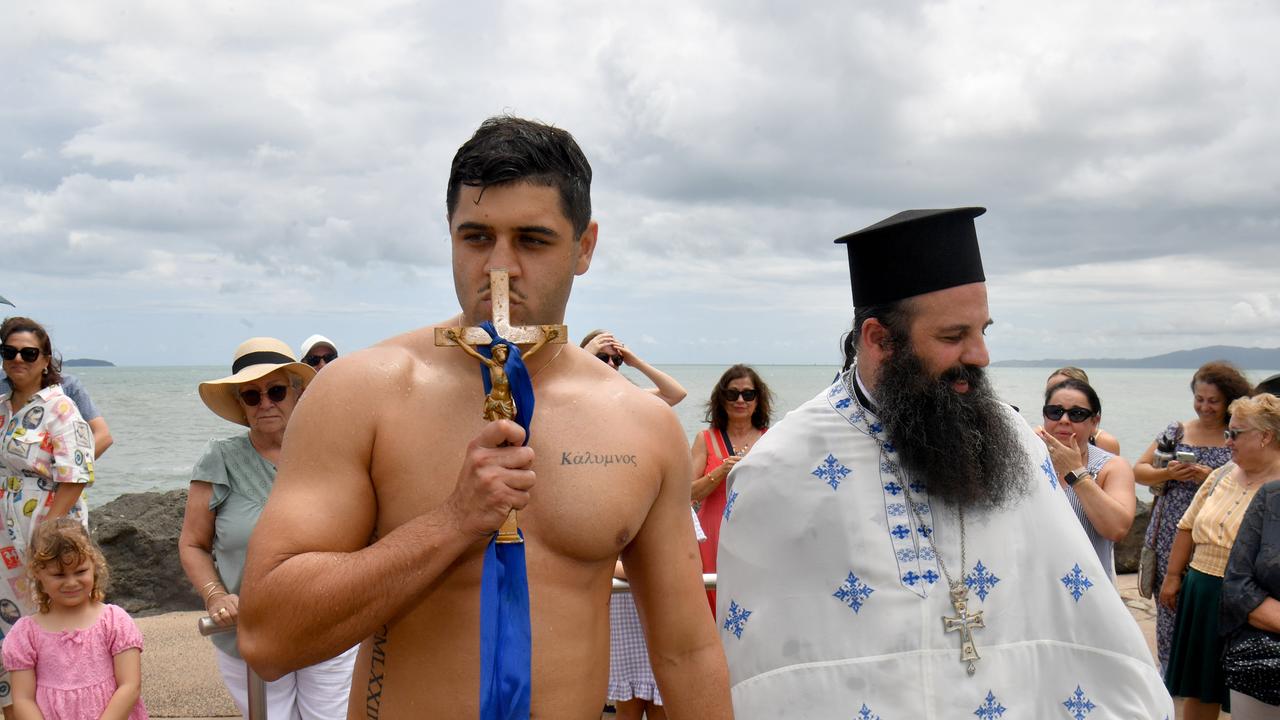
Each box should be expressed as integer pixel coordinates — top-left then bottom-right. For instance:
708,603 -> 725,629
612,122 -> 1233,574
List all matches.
993,345 -> 1280,369
62,358 -> 115,367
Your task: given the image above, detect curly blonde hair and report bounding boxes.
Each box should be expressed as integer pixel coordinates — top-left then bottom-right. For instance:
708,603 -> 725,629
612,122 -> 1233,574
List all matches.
1228,393 -> 1280,447
26,518 -> 109,613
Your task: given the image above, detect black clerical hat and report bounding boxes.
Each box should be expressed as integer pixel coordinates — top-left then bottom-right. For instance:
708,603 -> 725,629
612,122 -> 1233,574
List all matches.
834,207 -> 987,306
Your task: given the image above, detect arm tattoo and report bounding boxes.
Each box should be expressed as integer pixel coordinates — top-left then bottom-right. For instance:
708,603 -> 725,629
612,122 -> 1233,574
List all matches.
366,624 -> 388,719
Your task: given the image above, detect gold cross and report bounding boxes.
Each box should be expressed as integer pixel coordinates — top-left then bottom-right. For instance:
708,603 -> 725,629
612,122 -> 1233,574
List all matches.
436,269 -> 567,543
942,584 -> 984,675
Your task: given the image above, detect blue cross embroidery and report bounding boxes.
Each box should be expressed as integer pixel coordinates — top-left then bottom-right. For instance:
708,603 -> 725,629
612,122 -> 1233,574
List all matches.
909,480 -> 927,493
833,572 -> 875,613
974,690 -> 1007,719
1042,455 -> 1058,489
836,397 -> 852,409
890,524 -> 911,540
916,524 -> 933,538
723,490 -> 739,522
964,560 -> 1001,602
921,569 -> 939,584
812,454 -> 852,490
902,571 -> 921,586
1062,686 -> 1096,720
1061,564 -> 1094,602
855,704 -> 881,720
723,600 -> 752,638
883,441 -> 895,453
869,421 -> 883,434
883,481 -> 904,496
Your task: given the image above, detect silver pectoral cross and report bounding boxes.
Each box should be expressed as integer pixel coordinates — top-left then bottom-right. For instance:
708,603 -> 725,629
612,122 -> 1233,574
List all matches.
942,584 -> 984,675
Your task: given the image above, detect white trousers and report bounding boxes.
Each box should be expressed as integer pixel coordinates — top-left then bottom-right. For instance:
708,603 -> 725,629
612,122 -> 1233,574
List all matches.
1230,690 -> 1280,720
215,645 -> 359,719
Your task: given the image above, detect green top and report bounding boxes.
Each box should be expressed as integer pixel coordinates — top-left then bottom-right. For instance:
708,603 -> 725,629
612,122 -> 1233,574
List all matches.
192,433 -> 275,659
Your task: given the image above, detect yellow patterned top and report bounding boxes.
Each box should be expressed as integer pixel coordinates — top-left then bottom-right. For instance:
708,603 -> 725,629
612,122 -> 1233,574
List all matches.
1178,463 -> 1264,577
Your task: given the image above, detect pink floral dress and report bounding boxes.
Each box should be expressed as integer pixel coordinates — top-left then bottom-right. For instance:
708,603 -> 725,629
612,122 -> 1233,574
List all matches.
1,603 -> 148,719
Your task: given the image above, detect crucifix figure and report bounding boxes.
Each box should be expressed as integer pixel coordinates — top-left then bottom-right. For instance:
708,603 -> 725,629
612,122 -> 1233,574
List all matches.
437,268 -> 566,543
942,584 -> 984,675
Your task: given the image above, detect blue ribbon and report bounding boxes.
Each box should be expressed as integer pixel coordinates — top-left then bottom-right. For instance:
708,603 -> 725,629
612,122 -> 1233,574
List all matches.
476,320 -> 533,719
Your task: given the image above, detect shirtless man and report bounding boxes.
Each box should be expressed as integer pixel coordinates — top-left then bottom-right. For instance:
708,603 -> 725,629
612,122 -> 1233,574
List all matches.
238,117 -> 731,719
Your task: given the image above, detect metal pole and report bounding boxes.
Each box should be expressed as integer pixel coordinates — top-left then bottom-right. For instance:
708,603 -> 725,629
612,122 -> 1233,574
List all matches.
198,616 -> 268,719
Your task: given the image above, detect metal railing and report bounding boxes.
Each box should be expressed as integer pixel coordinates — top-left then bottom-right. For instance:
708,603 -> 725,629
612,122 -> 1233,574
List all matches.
612,573 -> 717,593
196,574 -> 718,719
197,616 -> 267,720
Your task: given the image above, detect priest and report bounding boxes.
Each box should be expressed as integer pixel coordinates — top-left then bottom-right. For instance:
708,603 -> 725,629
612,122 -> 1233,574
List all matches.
716,208 -> 1172,718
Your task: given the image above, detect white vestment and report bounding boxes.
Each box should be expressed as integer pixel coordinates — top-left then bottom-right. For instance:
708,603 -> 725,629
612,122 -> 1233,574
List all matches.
717,378 -> 1172,719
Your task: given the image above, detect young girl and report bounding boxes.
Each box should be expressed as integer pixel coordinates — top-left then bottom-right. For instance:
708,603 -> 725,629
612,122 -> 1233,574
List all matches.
1,518 -> 148,719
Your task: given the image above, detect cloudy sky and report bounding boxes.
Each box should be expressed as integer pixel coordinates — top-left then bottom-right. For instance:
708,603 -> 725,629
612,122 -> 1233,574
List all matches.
3,0 -> 1278,367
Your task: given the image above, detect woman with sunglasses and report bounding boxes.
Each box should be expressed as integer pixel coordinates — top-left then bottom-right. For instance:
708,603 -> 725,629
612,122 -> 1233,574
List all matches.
691,365 -> 772,612
178,337 -> 357,718
1133,361 -> 1252,673
1035,378 -> 1136,580
0,317 -> 97,716
1045,366 -> 1121,454
1161,394 -> 1280,720
580,329 -> 687,405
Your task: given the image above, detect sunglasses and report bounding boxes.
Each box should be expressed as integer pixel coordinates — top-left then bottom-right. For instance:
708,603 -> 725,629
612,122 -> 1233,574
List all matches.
1042,404 -> 1095,423
304,352 -> 337,367
0,345 -> 43,363
239,384 -> 289,407
723,388 -> 758,402
595,353 -> 623,367
1225,427 -> 1257,441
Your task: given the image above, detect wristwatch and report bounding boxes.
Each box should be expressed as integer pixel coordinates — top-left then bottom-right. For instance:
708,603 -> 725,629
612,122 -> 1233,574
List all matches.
1064,467 -> 1091,487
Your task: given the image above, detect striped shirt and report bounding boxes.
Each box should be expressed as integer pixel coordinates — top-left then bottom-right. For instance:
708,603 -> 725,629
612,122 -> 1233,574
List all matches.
1179,463 -> 1263,577
1064,444 -> 1120,580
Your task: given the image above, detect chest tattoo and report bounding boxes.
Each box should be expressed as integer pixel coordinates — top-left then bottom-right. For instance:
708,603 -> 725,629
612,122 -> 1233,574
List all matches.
560,451 -> 638,467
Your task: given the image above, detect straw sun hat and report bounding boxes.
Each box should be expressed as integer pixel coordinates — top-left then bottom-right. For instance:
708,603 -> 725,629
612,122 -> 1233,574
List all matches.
198,337 -> 316,426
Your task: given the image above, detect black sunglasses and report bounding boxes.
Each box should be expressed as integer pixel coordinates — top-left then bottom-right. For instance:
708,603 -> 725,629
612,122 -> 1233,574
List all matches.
1042,404 -> 1095,423
596,353 -> 623,367
304,352 -> 338,367
723,388 -> 758,402
239,384 -> 289,407
0,345 -> 43,363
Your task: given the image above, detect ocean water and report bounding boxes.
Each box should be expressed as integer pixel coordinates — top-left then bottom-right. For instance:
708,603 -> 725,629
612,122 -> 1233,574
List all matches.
69,364 -> 1280,507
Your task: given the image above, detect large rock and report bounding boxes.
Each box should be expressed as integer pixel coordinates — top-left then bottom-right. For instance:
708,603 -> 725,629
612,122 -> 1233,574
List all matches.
90,489 -> 203,615
1114,497 -> 1152,574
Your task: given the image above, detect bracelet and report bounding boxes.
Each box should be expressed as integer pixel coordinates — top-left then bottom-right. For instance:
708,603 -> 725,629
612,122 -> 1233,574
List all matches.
200,580 -> 221,594
205,590 -> 228,604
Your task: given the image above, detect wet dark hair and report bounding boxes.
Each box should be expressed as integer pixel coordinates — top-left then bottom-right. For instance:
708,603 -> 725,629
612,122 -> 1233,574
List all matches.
1,316 -> 61,388
840,299 -> 917,372
705,364 -> 773,431
1045,378 -> 1102,415
28,518 -> 109,613
446,116 -> 593,238
1191,361 -> 1252,423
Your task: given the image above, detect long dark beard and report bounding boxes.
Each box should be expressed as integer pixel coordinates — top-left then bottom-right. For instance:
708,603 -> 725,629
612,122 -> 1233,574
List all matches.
872,344 -> 1030,510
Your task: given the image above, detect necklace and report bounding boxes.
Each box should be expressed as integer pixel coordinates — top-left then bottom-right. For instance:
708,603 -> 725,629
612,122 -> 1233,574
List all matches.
842,364 -> 984,676
529,343 -> 565,380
